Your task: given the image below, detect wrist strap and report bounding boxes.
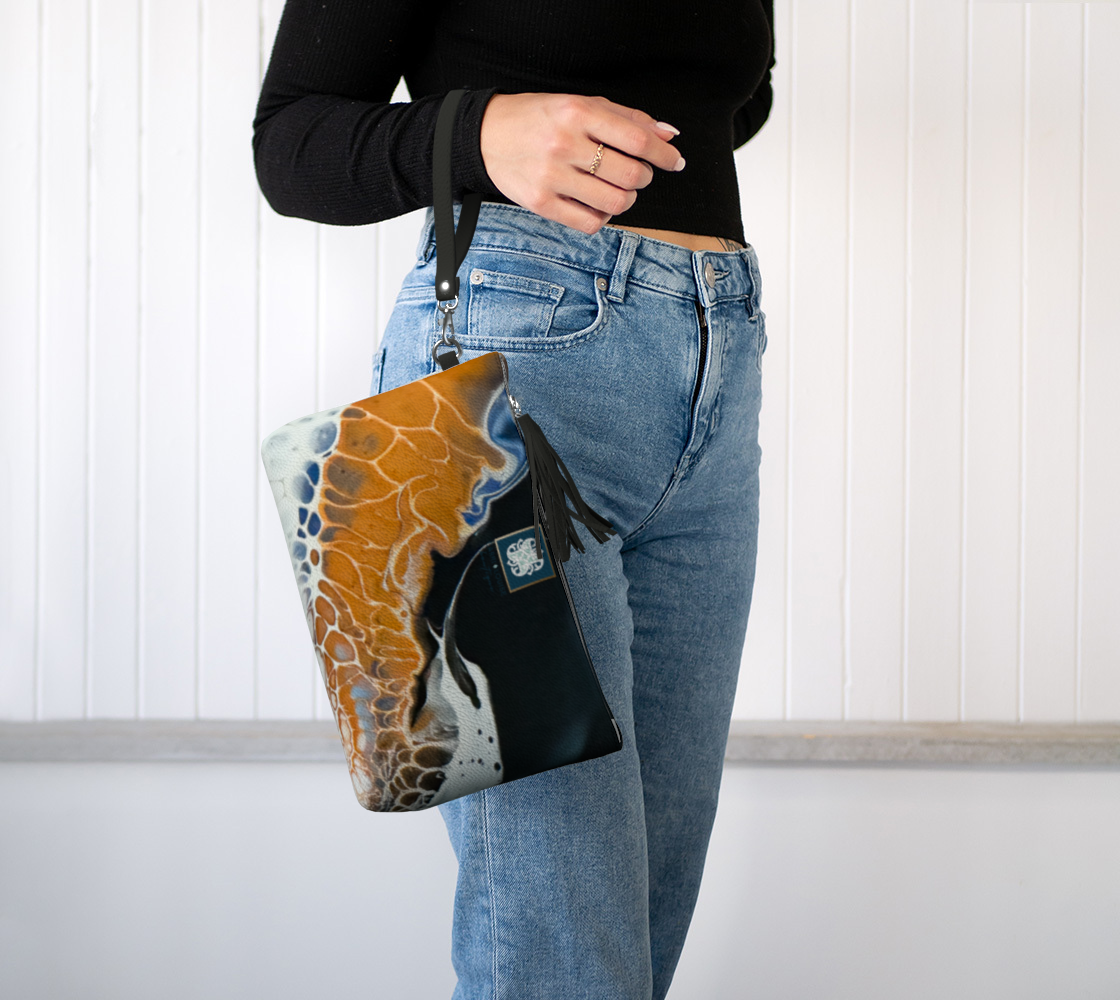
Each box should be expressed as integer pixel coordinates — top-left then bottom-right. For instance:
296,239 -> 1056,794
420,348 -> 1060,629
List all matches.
433,89 -> 482,303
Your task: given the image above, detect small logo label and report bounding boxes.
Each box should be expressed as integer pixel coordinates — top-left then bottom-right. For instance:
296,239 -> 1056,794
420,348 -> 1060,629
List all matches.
495,526 -> 556,592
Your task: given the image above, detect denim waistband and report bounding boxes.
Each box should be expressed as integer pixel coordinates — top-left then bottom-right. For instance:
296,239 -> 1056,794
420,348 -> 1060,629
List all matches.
414,201 -> 761,313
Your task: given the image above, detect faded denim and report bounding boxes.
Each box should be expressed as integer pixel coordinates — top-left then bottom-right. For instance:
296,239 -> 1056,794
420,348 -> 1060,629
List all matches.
371,200 -> 766,1000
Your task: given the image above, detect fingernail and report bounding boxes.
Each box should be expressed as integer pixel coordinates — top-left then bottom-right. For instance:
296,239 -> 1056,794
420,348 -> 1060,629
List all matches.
655,121 -> 680,135
673,156 -> 686,171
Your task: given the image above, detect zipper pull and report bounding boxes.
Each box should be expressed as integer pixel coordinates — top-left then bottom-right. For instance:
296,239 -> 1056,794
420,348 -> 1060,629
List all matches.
695,297 -> 707,328
497,352 -> 523,419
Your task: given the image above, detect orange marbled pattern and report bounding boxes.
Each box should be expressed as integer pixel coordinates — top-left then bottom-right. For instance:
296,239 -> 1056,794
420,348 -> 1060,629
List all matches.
309,353 -> 516,810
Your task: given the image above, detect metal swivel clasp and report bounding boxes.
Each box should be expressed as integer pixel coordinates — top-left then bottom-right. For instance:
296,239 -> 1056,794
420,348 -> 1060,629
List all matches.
431,297 -> 463,364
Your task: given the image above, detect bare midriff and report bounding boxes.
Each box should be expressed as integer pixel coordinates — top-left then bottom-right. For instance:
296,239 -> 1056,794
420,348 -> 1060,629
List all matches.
602,223 -> 745,254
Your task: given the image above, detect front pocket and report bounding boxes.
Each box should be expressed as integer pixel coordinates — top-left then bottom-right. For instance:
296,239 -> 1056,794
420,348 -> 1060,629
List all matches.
459,263 -> 610,351
468,267 -> 561,343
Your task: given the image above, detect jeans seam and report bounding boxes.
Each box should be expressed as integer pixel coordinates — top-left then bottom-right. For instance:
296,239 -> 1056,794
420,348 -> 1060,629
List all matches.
620,459 -> 684,548
689,333 -> 728,471
620,304 -> 709,546
374,345 -> 386,394
482,788 -> 500,1000
753,310 -> 767,375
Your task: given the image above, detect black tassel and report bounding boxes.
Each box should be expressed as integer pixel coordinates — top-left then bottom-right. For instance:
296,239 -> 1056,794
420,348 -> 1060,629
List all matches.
514,410 -> 617,564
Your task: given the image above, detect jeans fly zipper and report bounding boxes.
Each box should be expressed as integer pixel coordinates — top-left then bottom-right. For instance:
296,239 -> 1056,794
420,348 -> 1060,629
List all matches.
691,297 -> 708,420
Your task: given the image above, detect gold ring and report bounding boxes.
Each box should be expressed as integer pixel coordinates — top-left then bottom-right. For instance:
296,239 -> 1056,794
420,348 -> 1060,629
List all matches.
588,142 -> 605,175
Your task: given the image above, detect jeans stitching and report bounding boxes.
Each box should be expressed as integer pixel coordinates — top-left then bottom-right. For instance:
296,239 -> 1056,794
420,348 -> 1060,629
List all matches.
482,788 -> 500,1000
754,309 -> 767,375
619,299 -> 709,544
619,469 -> 682,548
681,319 -> 730,475
461,275 -> 613,351
373,345 -> 386,394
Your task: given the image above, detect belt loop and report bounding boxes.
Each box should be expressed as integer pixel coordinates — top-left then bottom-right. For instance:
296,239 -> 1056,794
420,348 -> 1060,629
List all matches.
416,206 -> 436,262
693,252 -> 713,309
606,230 -> 639,303
744,245 -> 762,315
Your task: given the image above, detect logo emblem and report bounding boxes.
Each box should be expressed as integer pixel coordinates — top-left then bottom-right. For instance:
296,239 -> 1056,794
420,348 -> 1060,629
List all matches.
495,526 -> 556,592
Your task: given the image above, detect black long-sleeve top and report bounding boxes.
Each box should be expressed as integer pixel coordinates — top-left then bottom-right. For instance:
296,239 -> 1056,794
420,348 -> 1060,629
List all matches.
252,0 -> 775,247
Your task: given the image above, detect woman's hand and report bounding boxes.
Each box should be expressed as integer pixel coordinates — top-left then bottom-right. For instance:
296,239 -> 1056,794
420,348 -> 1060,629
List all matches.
478,92 -> 685,235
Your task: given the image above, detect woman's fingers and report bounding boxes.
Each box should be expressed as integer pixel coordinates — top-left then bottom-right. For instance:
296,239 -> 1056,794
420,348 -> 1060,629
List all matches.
575,95 -> 685,176
563,146 -> 641,219
543,195 -> 614,236
584,94 -> 680,139
557,128 -> 687,232
476,92 -> 684,236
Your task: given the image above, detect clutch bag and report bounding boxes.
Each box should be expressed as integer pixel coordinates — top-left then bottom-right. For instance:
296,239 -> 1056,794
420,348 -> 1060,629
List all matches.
259,88 -> 623,812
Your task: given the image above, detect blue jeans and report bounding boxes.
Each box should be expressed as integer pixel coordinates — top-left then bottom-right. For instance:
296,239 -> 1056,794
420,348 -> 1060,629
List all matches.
371,201 -> 766,1000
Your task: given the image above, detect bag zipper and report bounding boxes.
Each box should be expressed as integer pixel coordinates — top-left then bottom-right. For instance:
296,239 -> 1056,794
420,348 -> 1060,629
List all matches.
496,352 -> 624,750
691,297 -> 708,421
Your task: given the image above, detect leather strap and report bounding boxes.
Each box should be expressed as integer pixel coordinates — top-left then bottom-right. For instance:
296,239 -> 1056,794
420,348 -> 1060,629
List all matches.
433,89 -> 482,302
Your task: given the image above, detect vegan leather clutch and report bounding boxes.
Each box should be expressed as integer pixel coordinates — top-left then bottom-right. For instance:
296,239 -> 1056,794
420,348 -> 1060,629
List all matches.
260,88 -> 623,812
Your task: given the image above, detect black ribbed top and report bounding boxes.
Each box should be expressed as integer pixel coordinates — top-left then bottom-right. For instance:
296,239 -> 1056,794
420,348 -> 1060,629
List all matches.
252,0 -> 775,246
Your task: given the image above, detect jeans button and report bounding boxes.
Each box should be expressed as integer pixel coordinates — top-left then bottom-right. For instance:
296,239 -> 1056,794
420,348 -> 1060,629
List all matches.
704,260 -> 716,287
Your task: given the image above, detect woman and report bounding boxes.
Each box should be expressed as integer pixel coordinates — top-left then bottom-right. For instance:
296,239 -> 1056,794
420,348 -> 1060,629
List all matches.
253,2 -> 774,997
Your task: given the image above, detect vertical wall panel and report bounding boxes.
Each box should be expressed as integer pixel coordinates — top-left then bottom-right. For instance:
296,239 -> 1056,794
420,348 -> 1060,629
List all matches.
0,0 -> 42,720
1081,4 -> 1120,722
196,0 -> 267,718
1022,4 -> 1085,721
39,0 -> 91,719
788,0 -> 850,719
847,0 -> 909,720
965,3 -> 1027,721
89,0 -> 142,718
905,0 -> 968,721
138,0 -> 200,718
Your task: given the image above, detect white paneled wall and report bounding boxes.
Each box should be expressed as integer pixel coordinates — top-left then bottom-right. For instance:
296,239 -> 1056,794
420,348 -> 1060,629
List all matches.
737,0 -> 1120,724
1,0 -> 1117,725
